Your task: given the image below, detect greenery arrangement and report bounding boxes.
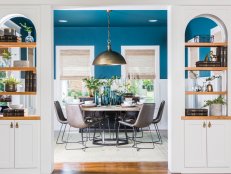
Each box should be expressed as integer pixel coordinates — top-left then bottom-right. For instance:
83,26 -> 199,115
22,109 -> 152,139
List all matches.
82,77 -> 103,97
67,89 -> 82,99
102,76 -> 116,86
142,79 -> 154,91
2,50 -> 11,59
20,23 -> 33,33
203,96 -> 226,107
206,75 -> 221,81
2,76 -> 21,85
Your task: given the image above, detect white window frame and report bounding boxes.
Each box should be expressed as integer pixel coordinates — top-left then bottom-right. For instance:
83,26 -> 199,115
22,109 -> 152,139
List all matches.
121,45 -> 160,103
55,46 -> 94,101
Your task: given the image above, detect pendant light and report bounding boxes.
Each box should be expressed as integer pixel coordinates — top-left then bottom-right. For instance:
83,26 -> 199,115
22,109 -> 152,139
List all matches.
93,10 -> 126,65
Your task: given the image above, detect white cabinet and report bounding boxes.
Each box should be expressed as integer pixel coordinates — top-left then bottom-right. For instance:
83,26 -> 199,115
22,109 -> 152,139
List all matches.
207,120 -> 230,168
184,120 -> 231,169
0,121 -> 14,168
185,120 -> 207,167
0,120 -> 40,169
15,121 -> 39,168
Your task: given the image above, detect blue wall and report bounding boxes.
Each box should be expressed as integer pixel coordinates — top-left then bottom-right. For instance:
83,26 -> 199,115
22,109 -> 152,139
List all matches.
54,26 -> 167,79
185,17 -> 217,77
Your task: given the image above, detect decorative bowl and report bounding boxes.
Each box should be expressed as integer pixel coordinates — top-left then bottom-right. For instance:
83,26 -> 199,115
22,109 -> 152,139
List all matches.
9,104 -> 23,109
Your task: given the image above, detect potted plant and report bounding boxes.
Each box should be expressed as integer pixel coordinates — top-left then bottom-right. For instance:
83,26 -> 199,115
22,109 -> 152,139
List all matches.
69,89 -> 82,103
20,22 -> 34,42
203,96 -> 226,116
82,77 -> 103,97
2,76 -> 21,92
2,49 -> 11,67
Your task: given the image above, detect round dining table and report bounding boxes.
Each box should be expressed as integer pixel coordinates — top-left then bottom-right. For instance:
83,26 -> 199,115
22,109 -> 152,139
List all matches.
81,105 -> 142,146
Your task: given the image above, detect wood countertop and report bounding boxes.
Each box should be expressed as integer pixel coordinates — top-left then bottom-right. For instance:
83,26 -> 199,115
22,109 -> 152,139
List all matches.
0,115 -> 40,120
181,116 -> 231,120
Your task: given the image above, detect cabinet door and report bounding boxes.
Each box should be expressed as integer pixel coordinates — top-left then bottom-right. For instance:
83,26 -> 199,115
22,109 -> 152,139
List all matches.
207,120 -> 231,168
0,120 -> 14,168
14,120 -> 40,168
185,120 -> 207,167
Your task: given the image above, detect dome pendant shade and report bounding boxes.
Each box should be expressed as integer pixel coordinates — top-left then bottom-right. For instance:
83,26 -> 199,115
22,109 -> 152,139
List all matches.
93,48 -> 126,65
92,10 -> 126,66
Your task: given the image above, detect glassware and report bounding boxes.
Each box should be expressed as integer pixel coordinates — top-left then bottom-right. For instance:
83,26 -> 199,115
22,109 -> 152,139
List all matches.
25,32 -> 34,42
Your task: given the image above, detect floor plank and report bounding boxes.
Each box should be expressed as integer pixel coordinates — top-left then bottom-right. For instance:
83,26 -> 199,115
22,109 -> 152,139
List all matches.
53,162 -> 169,174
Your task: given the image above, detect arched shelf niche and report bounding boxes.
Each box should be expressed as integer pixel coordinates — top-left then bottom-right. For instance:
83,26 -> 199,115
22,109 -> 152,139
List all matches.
0,14 -> 36,42
184,14 -> 228,114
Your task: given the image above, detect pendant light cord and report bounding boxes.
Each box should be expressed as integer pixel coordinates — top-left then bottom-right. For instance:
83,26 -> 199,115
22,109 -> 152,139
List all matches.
107,10 -> 111,50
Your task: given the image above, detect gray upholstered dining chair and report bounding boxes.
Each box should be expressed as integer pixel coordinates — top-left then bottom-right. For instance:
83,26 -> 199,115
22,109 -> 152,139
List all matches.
65,104 -> 100,150
152,100 -> 165,144
117,103 -> 156,151
54,101 -> 68,144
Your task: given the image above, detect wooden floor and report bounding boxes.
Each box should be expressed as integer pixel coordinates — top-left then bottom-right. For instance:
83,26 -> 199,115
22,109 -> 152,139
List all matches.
53,162 -> 169,174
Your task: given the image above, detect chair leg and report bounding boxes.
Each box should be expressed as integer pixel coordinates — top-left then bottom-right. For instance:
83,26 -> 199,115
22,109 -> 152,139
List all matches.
107,117 -> 111,139
116,123 -> 120,147
56,124 -> 66,144
133,127 -> 138,151
65,126 -> 86,151
149,126 -> 155,149
154,123 -> 162,144
61,124 -> 67,142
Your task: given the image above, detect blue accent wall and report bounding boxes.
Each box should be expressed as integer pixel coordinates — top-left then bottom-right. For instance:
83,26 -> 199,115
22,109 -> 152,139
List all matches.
54,26 -> 167,79
185,17 -> 217,77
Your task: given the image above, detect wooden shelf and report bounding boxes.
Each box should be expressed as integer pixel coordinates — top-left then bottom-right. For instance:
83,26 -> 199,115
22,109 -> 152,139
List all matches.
0,67 -> 36,72
185,42 -> 227,47
0,92 -> 36,95
185,67 -> 227,71
181,116 -> 231,120
0,115 -> 40,120
185,91 -> 227,95
0,42 -> 36,48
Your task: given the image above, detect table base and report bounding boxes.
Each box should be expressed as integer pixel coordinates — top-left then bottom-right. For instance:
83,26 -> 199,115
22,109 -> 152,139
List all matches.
93,138 -> 128,146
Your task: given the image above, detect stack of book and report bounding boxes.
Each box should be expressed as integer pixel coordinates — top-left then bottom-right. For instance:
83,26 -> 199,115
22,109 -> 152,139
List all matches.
216,47 -> 227,67
196,61 -> 221,67
0,95 -> 11,102
3,108 -> 24,117
195,46 -> 227,67
25,71 -> 36,92
185,108 -> 208,116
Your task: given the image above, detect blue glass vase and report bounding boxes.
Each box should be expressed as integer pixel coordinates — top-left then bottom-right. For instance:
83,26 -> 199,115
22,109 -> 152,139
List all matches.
102,86 -> 111,106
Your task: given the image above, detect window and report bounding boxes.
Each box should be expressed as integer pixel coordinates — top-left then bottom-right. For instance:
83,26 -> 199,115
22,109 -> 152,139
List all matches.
56,46 -> 94,102
121,46 -> 159,102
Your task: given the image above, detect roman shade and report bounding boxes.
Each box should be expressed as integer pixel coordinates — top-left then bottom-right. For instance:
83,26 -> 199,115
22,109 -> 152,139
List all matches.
124,49 -> 155,79
59,49 -> 91,80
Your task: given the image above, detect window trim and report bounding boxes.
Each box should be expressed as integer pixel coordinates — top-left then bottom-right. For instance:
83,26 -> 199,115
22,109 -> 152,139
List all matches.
55,46 -> 94,102
56,46 -> 95,80
121,45 -> 160,103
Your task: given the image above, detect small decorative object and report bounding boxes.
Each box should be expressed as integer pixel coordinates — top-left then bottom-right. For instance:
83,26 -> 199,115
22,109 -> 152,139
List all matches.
2,49 -> 11,67
189,71 -> 202,92
20,23 -> 34,42
205,75 -> 221,92
13,60 -> 29,67
82,77 -> 103,97
194,35 -> 214,43
203,96 -> 226,116
2,76 -> 21,92
206,82 -> 213,92
202,82 -> 207,92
